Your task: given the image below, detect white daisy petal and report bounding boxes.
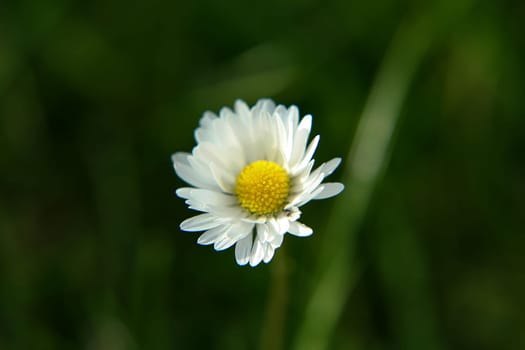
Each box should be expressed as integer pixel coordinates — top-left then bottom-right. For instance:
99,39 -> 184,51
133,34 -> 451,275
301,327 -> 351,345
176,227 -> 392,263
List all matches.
228,221 -> 255,242
197,225 -> 229,245
266,219 -> 281,237
176,188 -> 237,206
259,113 -> 280,161
294,185 -> 326,207
235,233 -> 253,265
219,106 -> 235,119
292,135 -> 320,174
314,183 -> 345,200
274,111 -> 290,165
172,98 -> 344,267
290,114 -> 312,167
172,154 -> 211,189
195,112 -> 218,143
180,192 -> 243,216
263,243 -> 275,263
207,205 -> 246,220
282,108 -> 295,162
322,157 -> 342,177
234,99 -> 251,122
185,201 -> 208,213
276,216 -> 290,235
249,236 -> 266,267
256,223 -> 271,242
299,168 -> 326,195
302,134 -> 320,163
253,99 -> 276,115
288,105 -> 299,131
291,159 -> 315,184
171,152 -> 190,166
183,156 -> 221,191
181,213 -> 222,232
194,142 -> 235,175
269,232 -> 284,248
214,235 -> 238,251
199,111 -> 217,127
218,115 -> 242,149
288,221 -> 313,237
274,104 -> 289,121
209,162 -> 235,193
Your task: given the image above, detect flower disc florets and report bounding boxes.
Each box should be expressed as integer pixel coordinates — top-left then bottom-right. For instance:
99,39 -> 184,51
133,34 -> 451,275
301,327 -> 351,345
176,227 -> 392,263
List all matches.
235,160 -> 290,216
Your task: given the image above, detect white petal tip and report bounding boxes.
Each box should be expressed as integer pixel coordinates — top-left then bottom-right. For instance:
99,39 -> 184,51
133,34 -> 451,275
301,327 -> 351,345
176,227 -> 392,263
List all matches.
175,187 -> 189,198
196,238 -> 212,245
263,248 -> 275,263
314,182 -> 345,200
171,152 -> 188,164
236,258 -> 249,266
180,214 -> 220,232
249,260 -> 263,267
288,221 -> 313,237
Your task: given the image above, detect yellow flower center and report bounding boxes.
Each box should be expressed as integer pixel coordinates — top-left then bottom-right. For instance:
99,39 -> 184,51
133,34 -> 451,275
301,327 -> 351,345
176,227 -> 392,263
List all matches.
235,160 -> 290,216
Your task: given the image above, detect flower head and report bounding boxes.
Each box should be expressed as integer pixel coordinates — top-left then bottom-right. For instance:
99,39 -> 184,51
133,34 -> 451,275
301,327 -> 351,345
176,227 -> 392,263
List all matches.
172,99 -> 344,267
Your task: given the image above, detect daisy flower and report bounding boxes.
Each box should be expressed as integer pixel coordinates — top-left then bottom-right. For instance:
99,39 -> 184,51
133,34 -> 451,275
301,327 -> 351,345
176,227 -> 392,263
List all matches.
172,99 -> 344,267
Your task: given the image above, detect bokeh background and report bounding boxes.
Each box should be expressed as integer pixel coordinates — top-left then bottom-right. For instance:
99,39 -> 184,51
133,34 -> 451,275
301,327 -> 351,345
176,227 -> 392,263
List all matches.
1,0 -> 524,349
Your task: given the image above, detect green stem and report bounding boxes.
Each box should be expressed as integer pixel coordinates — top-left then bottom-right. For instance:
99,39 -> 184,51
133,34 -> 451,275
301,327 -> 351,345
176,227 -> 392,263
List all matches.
259,248 -> 289,350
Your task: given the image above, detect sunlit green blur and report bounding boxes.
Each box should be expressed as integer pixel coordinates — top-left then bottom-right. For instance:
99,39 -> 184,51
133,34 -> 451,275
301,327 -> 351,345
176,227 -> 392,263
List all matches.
1,1 -> 524,349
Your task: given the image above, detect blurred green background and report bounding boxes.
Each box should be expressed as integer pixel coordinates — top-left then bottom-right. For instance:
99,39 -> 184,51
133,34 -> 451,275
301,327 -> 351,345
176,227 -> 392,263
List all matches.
1,0 -> 524,349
